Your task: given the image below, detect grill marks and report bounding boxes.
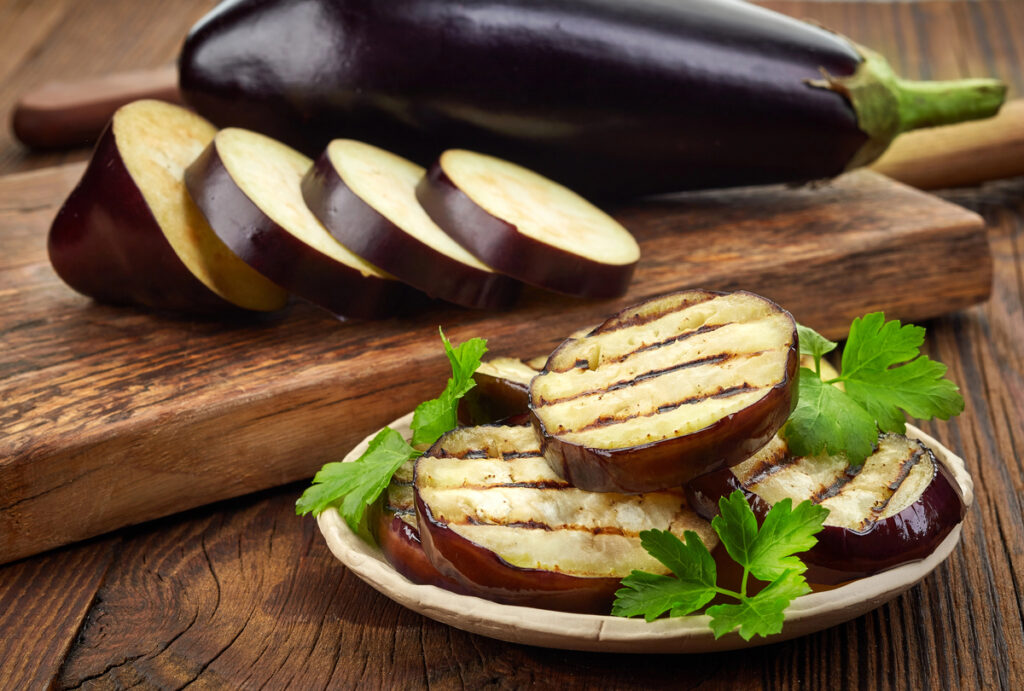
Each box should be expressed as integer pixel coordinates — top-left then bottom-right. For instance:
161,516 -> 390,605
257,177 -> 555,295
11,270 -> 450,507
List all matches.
733,434 -> 935,531
532,295 -> 795,450
415,425 -> 717,576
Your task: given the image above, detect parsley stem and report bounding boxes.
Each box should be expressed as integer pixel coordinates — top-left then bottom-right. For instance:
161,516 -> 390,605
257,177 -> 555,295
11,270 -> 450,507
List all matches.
740,567 -> 750,599
712,586 -> 744,600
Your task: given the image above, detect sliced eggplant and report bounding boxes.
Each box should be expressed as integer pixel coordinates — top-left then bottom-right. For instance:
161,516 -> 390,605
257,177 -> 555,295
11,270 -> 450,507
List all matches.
301,139 -> 521,310
49,100 -> 288,314
416,150 -> 640,298
373,460 -> 468,594
686,433 -> 967,584
414,424 -> 716,613
530,290 -> 798,493
185,128 -> 410,319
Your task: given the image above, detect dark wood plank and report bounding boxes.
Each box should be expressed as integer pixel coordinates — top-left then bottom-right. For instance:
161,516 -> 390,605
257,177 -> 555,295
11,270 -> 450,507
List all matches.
0,165 -> 990,564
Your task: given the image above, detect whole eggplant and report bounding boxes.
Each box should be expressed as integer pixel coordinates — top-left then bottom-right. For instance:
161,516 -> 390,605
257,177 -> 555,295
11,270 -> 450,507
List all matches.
179,0 -> 1004,198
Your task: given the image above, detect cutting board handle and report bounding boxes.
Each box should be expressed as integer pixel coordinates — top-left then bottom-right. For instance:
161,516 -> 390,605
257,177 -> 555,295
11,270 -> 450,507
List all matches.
10,65 -> 1024,189
11,65 -> 180,150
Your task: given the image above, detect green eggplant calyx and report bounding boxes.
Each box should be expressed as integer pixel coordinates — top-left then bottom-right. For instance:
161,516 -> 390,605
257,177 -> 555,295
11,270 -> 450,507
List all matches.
808,43 -> 1006,170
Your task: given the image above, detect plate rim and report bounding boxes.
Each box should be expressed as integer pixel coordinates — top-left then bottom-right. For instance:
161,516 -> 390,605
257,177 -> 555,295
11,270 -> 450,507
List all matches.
316,415 -> 972,653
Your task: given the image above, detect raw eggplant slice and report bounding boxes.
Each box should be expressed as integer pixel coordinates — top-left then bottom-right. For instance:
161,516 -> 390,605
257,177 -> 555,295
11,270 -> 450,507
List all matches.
301,140 -> 522,310
49,100 -> 288,314
185,128 -> 411,319
531,290 -> 798,493
372,460 -> 468,594
416,149 -> 640,298
414,424 -> 717,614
685,433 -> 967,584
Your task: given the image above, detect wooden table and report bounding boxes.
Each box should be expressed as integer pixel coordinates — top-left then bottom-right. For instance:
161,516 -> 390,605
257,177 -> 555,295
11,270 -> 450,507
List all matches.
2,1 -> 1022,688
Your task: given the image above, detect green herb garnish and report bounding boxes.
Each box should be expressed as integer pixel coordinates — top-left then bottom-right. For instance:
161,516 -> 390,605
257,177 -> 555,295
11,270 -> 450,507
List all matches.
783,312 -> 964,465
612,490 -> 828,640
295,328 -> 486,530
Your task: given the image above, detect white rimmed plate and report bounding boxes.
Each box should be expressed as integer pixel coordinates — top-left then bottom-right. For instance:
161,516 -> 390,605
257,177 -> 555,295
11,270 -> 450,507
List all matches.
316,415 -> 973,653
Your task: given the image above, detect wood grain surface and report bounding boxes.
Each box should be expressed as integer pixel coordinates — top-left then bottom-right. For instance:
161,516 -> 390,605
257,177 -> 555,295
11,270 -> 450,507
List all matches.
0,162 -> 991,564
1,1 -> 1022,689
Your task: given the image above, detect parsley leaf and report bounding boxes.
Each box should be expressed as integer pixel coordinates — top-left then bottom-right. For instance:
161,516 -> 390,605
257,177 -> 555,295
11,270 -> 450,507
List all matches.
296,330 -> 487,528
612,530 -> 718,621
782,314 -> 963,465
706,570 -> 811,641
714,493 -> 828,582
411,329 -> 488,447
841,314 -> 964,433
784,368 -> 878,461
612,490 -> 827,640
294,427 -> 416,532
796,323 -> 837,376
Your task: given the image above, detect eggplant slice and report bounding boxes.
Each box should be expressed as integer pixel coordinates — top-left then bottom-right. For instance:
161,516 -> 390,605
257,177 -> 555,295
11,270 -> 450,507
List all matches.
686,433 -> 967,584
374,460 -> 468,593
186,128 -> 410,319
417,149 -> 640,298
531,290 -> 798,493
414,424 -> 716,614
302,139 -> 521,310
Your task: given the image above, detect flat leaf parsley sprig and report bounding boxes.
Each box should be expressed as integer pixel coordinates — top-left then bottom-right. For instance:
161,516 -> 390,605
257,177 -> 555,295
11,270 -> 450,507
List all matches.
782,313 -> 964,464
612,491 -> 828,640
295,329 -> 487,531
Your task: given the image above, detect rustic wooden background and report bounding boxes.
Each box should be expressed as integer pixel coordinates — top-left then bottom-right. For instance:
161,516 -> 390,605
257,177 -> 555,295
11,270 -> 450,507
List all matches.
1,0 -> 1022,688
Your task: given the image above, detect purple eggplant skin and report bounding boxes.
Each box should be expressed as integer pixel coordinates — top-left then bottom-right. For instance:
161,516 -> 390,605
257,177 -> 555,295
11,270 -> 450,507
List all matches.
685,447 -> 967,585
179,0 -> 871,198
184,139 -> 412,320
49,123 -> 237,314
301,151 -> 521,311
413,488 -> 623,614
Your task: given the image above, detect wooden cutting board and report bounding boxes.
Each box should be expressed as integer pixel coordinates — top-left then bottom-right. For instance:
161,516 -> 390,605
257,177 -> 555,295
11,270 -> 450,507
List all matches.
0,163 -> 990,564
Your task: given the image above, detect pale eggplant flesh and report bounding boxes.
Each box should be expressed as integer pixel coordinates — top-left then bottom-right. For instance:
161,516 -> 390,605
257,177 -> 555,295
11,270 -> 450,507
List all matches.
49,100 -> 288,314
685,433 -> 967,584
184,128 -> 411,320
530,290 -> 798,493
414,424 -> 716,613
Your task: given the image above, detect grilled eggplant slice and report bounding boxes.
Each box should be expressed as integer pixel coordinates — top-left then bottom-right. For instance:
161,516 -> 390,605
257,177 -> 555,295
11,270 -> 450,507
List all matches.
301,139 -> 521,310
373,460 -> 467,593
414,424 -> 716,613
457,356 -> 545,426
185,128 -> 411,319
531,290 -> 798,493
416,149 -> 640,298
686,433 -> 966,584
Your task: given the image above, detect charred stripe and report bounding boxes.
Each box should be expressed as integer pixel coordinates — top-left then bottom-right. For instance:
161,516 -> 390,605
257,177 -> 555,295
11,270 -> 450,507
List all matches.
566,383 -> 765,434
548,323 -> 728,374
538,351 -> 757,406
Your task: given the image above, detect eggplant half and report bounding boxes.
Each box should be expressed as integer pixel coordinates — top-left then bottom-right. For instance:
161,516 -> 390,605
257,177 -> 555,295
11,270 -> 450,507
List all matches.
530,290 -> 798,493
185,128 -> 412,319
686,433 -> 967,584
49,100 -> 288,314
416,149 -> 639,297
301,139 -> 521,310
179,0 -> 1004,198
414,424 -> 716,614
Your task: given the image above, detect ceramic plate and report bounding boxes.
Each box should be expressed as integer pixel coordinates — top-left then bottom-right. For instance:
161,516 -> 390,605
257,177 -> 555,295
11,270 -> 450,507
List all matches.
317,415 -> 973,653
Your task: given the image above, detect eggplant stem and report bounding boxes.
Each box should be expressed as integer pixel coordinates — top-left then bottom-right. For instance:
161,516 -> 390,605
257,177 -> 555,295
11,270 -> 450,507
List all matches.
894,77 -> 1006,133
811,42 -> 1006,170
